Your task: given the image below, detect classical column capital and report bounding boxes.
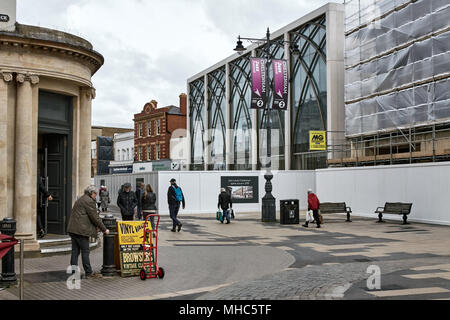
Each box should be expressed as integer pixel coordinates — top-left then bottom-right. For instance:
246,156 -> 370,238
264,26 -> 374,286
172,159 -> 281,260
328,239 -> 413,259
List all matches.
1,71 -> 13,83
81,87 -> 96,100
16,73 -> 40,85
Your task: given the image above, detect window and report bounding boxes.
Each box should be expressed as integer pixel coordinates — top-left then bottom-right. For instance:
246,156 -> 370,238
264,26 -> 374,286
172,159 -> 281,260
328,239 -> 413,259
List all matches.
122,149 -> 126,161
138,123 -> 143,137
156,119 -> 161,136
147,121 -> 152,137
127,148 -> 130,160
138,147 -> 143,161
117,150 -> 120,161
147,145 -> 152,161
156,144 -> 161,160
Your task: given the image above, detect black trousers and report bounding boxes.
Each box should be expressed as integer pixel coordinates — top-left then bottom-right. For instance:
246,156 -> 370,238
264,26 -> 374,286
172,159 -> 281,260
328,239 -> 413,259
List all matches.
69,233 -> 92,275
306,210 -> 321,227
122,215 -> 134,221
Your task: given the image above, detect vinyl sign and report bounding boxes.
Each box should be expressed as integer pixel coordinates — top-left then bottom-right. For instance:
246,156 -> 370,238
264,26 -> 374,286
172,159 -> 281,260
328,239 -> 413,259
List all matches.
250,58 -> 268,109
116,221 -> 155,277
272,59 -> 289,110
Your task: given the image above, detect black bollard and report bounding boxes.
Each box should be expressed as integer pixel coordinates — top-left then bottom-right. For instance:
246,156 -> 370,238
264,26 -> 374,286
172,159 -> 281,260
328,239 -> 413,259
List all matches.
0,218 -> 17,286
101,215 -> 117,277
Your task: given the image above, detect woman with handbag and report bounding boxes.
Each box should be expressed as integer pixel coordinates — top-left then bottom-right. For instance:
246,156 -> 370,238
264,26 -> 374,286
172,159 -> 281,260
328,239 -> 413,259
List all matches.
142,185 -> 157,231
303,189 -> 321,229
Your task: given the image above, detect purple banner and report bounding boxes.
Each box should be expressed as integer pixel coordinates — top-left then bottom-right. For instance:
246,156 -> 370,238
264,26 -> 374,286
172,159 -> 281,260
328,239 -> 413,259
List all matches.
250,58 -> 268,109
272,59 -> 289,111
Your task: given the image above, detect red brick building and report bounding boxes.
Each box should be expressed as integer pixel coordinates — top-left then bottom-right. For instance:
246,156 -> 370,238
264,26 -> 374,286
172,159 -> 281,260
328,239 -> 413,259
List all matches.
134,94 -> 187,162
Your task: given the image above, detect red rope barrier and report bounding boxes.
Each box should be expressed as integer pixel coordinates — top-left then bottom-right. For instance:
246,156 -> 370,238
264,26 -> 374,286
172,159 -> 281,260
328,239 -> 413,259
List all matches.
0,234 -> 18,260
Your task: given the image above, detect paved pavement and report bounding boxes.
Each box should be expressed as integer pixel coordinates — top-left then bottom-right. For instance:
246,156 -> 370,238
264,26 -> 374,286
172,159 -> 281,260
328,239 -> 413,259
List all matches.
1,206 -> 449,300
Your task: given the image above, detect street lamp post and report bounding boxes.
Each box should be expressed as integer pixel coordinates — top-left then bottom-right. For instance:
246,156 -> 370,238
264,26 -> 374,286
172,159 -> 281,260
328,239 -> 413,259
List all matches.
234,28 -> 299,222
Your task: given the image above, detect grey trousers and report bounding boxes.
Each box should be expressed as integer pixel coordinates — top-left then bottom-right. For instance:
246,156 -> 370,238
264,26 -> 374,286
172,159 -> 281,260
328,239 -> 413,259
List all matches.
69,233 -> 92,275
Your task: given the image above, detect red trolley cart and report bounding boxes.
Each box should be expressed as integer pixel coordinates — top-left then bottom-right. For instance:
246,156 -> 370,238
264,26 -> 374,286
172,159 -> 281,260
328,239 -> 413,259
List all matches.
140,214 -> 165,280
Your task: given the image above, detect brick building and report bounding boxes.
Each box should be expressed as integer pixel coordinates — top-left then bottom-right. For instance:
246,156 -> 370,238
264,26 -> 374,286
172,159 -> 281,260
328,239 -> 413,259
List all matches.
134,94 -> 187,164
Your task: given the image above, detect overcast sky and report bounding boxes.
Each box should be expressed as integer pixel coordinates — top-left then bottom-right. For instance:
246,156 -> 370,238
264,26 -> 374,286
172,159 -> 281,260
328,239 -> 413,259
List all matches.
17,0 -> 333,128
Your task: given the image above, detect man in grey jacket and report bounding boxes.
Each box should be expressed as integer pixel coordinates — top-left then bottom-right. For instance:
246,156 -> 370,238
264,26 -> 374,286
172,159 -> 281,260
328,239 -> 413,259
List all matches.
67,186 -> 110,278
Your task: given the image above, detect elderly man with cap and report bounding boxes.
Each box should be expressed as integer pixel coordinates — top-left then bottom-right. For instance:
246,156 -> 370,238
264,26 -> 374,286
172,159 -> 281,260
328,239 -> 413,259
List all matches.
303,189 -> 321,229
117,182 -> 138,221
167,178 -> 186,232
68,186 -> 110,278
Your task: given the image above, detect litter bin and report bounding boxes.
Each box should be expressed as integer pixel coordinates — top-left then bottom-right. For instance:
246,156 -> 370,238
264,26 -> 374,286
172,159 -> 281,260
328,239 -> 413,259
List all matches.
280,200 -> 300,225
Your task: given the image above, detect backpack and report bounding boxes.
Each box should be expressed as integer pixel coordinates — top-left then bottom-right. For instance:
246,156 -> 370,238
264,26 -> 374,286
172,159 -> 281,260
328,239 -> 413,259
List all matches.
173,186 -> 183,202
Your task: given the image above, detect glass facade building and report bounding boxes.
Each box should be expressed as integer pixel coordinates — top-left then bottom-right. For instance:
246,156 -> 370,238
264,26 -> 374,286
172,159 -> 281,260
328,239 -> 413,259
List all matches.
188,3 -> 345,171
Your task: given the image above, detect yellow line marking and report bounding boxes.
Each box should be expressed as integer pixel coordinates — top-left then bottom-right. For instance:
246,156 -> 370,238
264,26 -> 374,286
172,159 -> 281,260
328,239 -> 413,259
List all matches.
368,287 -> 449,298
412,264 -> 450,272
124,283 -> 232,300
403,272 -> 450,280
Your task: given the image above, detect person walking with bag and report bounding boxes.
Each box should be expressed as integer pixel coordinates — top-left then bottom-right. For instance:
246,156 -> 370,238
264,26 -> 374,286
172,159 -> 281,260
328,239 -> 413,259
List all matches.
117,183 -> 138,221
167,178 -> 185,232
218,188 -> 233,224
303,189 -> 321,229
67,186 -> 110,279
99,186 -> 110,212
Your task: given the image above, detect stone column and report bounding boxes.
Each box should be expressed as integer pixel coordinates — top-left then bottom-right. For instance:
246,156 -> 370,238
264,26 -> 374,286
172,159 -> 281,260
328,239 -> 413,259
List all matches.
0,71 -> 13,220
79,87 -> 95,195
14,73 -> 40,250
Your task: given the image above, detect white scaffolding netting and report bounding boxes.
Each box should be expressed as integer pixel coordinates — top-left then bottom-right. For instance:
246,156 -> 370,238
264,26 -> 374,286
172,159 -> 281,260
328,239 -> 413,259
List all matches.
344,0 -> 450,136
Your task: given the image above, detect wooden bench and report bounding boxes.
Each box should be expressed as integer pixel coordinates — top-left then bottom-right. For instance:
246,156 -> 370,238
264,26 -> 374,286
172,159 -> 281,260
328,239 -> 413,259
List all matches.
375,202 -> 413,225
320,202 -> 352,222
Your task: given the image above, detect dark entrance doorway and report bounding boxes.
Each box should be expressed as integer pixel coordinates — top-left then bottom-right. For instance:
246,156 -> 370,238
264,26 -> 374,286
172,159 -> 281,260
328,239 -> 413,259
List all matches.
38,91 -> 73,235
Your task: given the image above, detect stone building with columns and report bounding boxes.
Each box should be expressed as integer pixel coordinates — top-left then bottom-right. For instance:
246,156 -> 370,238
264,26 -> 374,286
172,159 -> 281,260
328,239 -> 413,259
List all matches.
0,1 -> 104,251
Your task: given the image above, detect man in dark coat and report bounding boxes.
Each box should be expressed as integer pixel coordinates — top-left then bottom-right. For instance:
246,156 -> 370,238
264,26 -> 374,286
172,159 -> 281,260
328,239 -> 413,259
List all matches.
67,186 -> 109,278
117,183 -> 138,221
218,188 -> 233,224
135,182 -> 145,220
167,178 -> 185,232
37,175 -> 53,238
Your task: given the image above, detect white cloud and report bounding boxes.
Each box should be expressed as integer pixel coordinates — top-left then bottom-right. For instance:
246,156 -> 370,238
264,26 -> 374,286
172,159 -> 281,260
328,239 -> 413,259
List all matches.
16,0 -> 333,128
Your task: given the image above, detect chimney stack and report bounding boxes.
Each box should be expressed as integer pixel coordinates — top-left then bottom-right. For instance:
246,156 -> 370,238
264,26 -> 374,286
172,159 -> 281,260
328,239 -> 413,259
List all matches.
179,93 -> 187,115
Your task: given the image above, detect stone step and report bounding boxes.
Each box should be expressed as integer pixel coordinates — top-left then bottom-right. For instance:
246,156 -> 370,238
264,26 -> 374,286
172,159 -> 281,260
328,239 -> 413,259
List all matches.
38,237 -> 72,248
40,240 -> 99,255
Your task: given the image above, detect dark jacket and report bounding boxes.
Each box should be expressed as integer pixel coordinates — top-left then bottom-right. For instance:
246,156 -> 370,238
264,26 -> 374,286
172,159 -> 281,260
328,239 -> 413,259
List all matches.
136,188 -> 144,209
167,184 -> 186,207
117,190 -> 138,217
142,192 -> 157,211
218,192 -> 232,211
67,194 -> 107,238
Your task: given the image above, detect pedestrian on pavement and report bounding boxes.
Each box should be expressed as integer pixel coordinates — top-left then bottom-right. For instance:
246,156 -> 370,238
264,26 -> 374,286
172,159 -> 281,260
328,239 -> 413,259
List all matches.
167,178 -> 185,232
303,189 -> 321,228
117,183 -> 138,221
142,184 -> 157,230
218,188 -> 233,224
99,186 -> 110,212
67,186 -> 110,279
37,174 -> 53,239
135,182 -> 145,220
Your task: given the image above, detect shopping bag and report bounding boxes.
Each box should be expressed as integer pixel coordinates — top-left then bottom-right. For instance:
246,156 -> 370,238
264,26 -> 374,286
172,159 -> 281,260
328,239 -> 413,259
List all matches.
230,209 -> 235,219
306,210 -> 314,222
216,211 -> 223,222
319,213 -> 324,224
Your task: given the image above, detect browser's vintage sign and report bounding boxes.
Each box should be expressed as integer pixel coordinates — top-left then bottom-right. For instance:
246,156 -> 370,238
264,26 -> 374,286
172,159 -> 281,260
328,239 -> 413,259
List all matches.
116,221 -> 154,277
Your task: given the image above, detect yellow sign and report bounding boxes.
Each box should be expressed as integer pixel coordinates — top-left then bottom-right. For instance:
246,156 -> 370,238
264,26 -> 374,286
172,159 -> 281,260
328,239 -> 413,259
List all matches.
116,221 -> 154,277
309,131 -> 327,151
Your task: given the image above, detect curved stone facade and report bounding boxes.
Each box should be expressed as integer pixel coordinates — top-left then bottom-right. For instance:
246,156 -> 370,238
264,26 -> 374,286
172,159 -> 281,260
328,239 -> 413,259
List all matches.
0,23 -> 104,251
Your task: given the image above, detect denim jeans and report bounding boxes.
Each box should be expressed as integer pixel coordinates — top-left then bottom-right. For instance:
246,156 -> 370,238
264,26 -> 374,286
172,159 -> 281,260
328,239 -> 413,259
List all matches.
222,209 -> 231,223
69,233 -> 92,275
169,203 -> 181,229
